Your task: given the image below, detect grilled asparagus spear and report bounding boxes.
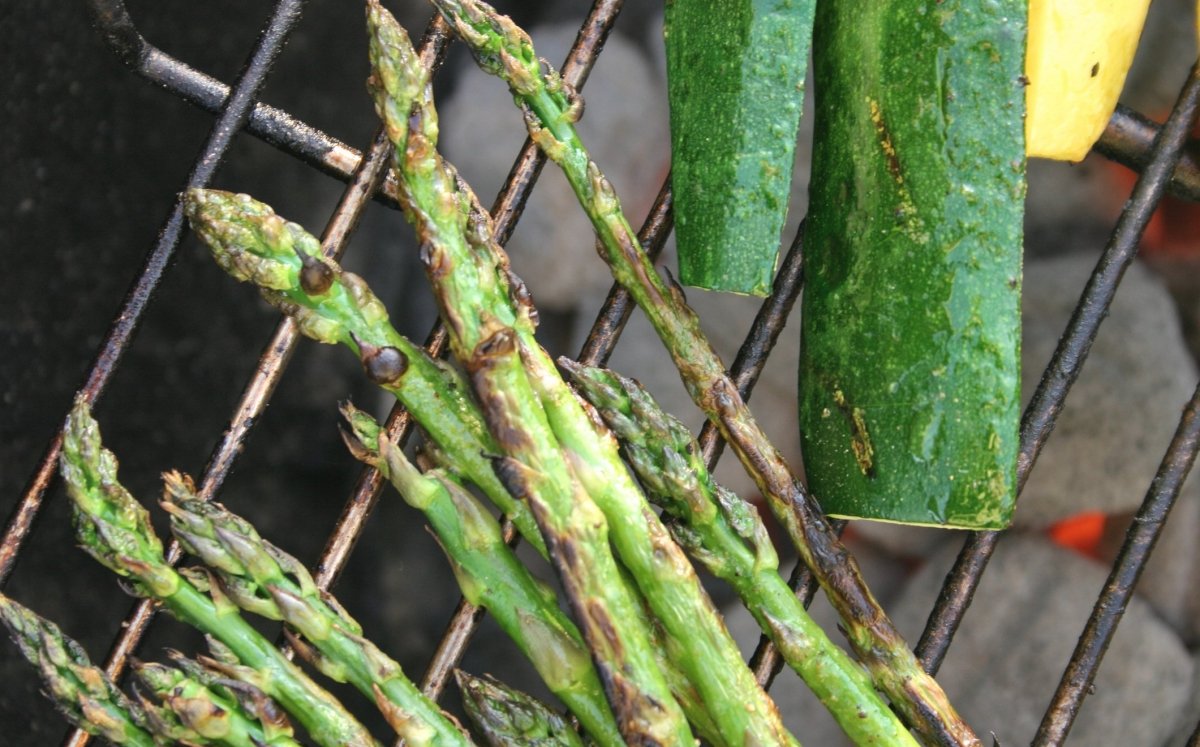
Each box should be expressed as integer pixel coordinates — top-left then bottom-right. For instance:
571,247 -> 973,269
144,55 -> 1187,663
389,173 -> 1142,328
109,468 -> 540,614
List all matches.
132,652 -> 301,747
0,594 -> 160,747
455,671 -> 586,747
59,399 -> 380,747
182,188 -> 546,561
340,403 -> 622,747
158,472 -> 471,747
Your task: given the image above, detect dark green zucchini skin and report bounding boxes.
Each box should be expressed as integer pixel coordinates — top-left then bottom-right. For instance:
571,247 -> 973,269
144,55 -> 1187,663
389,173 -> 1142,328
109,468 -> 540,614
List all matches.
665,0 -> 816,297
799,0 -> 1026,529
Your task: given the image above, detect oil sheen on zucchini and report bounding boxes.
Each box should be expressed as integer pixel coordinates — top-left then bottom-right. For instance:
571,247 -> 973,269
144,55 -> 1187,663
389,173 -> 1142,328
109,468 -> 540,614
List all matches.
799,0 -> 1025,529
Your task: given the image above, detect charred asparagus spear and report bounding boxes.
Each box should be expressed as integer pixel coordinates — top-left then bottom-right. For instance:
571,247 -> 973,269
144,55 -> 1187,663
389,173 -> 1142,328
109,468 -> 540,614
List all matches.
564,361 -> 921,747
132,652 -> 301,747
340,403 -> 622,747
0,594 -> 160,747
428,2 -> 977,743
368,4 -> 795,744
59,399 -> 380,747
158,472 -> 472,747
182,188 -> 546,561
455,671 -> 586,747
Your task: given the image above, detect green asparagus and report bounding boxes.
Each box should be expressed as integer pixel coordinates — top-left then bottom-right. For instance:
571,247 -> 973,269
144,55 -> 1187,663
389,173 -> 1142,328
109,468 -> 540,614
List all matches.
429,2 -> 978,743
0,594 -> 160,747
59,399 -> 380,747
132,652 -> 301,746
340,403 -> 623,747
455,671 -> 586,747
368,4 -> 796,744
184,188 -> 723,746
564,361 -> 921,746
182,188 -> 546,561
158,471 -> 471,747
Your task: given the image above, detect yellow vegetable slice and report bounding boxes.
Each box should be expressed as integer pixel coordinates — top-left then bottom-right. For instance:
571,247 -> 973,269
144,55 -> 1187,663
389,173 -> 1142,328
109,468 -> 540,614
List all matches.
1026,0 -> 1152,161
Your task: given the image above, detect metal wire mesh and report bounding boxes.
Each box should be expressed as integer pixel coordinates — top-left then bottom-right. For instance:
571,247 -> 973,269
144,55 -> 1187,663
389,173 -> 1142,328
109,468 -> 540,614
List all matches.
3,1 -> 1199,745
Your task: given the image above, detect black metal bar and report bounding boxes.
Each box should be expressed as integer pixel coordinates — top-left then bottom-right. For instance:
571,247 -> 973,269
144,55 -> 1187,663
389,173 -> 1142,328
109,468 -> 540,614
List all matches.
85,0 -> 405,209
1098,105 -> 1200,202
0,0 -> 306,590
915,61 -> 1200,675
1033,380 -> 1200,745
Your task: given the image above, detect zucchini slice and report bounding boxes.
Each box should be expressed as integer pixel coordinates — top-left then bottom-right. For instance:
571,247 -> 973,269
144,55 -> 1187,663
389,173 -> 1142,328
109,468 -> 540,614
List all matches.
665,0 -> 816,296
799,0 -> 1026,529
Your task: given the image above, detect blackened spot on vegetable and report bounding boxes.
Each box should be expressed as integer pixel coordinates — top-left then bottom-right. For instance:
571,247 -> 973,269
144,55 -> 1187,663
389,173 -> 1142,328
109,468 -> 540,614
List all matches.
298,253 -> 335,295
361,343 -> 408,385
1090,62 -> 1099,77
476,328 -> 516,359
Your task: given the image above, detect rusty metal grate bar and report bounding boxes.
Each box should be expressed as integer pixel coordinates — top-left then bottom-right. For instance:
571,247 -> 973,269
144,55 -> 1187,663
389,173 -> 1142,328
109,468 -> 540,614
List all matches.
2,1 -> 1199,744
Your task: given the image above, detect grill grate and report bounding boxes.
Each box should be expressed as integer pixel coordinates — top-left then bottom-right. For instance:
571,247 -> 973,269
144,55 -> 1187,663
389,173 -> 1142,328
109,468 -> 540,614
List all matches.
3,1 -> 1199,745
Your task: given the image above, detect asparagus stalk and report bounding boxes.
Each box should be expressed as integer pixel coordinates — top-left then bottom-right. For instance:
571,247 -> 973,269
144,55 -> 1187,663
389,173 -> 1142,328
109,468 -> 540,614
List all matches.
58,399 -> 380,747
339,403 -> 623,747
564,362 -> 921,747
157,472 -> 471,747
368,5 -> 797,744
132,652 -> 301,746
182,188 -> 546,561
429,2 -> 978,744
0,594 -> 160,747
183,189 -> 723,747
454,671 -> 586,747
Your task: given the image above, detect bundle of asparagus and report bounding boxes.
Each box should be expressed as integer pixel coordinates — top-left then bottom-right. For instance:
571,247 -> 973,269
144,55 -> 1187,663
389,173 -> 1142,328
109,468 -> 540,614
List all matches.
0,594 -> 301,747
365,3 -> 794,744
2,2 -> 994,745
183,189 -> 723,746
58,399 -> 381,747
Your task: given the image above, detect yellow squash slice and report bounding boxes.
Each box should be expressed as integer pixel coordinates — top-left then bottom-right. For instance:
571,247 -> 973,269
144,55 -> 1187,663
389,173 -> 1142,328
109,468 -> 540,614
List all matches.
1026,0 -> 1152,161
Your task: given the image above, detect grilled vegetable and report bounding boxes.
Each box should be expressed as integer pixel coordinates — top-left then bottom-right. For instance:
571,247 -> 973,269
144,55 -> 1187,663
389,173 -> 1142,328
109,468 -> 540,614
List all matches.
564,360 -> 919,747
455,672 -> 586,747
1026,0 -> 1152,160
799,0 -> 1026,529
374,6 -> 794,742
0,594 -> 159,747
339,404 -> 623,747
132,653 -> 301,747
59,400 -> 380,747
665,0 -> 816,296
160,475 -> 471,747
